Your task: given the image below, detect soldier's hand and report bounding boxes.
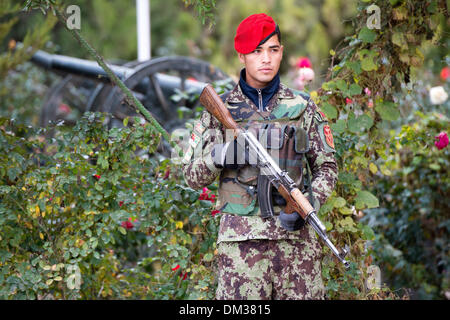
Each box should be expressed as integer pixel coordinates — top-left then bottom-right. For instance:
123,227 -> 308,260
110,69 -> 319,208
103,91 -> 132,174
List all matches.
278,210 -> 305,231
212,139 -> 248,169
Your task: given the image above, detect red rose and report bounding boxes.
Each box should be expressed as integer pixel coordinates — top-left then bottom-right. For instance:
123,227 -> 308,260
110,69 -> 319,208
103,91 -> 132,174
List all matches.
163,168 -> 170,180
211,209 -> 220,217
119,201 -> 124,207
121,220 -> 134,230
179,272 -> 188,280
171,264 -> 180,271
440,66 -> 450,81
199,192 -> 209,201
345,98 -> 353,105
93,174 -> 101,180
199,187 -> 216,202
435,132 -> 449,150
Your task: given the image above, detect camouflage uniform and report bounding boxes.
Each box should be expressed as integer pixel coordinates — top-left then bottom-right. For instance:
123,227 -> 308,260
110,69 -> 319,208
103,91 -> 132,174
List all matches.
182,81 -> 338,300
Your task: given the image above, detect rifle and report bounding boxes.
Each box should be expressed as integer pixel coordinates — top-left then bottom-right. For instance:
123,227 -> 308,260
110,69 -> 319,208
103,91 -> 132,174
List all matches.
199,84 -> 350,269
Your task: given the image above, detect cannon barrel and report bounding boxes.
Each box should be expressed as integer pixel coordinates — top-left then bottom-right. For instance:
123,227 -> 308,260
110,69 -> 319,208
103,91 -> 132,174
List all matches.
30,49 -> 207,94
31,49 -> 135,81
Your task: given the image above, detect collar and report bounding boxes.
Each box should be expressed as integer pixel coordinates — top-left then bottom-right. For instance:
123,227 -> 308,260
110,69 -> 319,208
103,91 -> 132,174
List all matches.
226,70 -> 296,104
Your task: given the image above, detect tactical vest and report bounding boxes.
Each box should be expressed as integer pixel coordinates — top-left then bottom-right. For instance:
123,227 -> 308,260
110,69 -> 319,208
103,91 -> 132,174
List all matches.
217,88 -> 311,216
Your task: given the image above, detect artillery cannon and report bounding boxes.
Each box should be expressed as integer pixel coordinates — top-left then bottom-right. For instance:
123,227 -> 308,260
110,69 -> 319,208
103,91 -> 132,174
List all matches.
31,49 -> 234,132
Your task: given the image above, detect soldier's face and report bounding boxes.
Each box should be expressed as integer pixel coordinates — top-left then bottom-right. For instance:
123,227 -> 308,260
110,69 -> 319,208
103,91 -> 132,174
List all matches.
238,35 -> 283,89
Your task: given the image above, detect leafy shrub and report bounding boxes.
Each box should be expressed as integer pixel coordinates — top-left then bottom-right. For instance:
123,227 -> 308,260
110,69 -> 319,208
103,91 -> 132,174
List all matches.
363,103 -> 449,299
0,113 -> 220,299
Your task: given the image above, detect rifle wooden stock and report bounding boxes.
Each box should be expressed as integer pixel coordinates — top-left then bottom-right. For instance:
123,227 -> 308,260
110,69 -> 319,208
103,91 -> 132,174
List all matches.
199,84 -> 241,138
277,185 -> 313,219
200,84 -> 314,217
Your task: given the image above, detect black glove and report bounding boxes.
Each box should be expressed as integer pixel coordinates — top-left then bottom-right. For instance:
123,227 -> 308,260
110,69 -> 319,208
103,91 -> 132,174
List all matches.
212,139 -> 248,169
278,210 -> 305,231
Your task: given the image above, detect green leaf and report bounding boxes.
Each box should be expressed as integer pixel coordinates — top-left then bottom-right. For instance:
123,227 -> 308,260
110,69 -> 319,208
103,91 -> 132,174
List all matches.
331,119 -> 346,134
203,253 -> 213,262
338,216 -> 358,233
392,32 -> 407,49
361,113 -> 374,129
339,207 -> 353,215
321,102 -> 338,120
333,197 -> 346,208
118,227 -> 126,235
349,83 -> 362,96
123,117 -> 129,127
375,101 -> 400,121
359,223 -> 375,240
359,49 -> 378,71
336,79 -> 348,92
429,163 -> 440,170
358,27 -> 377,43
346,61 -> 362,75
351,113 -> 375,132
361,57 -> 377,71
322,81 -> 336,91
355,190 -> 379,209
347,115 -> 360,133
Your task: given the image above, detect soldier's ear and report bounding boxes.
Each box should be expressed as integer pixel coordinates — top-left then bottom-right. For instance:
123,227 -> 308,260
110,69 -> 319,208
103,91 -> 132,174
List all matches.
238,52 -> 246,65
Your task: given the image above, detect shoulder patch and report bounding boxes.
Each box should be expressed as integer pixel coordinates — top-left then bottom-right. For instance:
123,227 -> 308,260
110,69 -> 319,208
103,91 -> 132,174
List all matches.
323,124 -> 335,149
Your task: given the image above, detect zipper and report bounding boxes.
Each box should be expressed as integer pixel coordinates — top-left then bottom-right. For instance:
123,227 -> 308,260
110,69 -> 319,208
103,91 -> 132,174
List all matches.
257,89 -> 263,112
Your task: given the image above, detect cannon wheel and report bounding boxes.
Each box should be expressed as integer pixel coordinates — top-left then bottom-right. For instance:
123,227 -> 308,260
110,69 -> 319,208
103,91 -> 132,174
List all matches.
101,56 -> 231,131
39,60 -> 137,128
39,74 -> 95,128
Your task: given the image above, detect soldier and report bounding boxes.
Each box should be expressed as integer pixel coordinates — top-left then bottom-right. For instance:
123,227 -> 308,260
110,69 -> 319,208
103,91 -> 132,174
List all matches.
181,13 -> 338,300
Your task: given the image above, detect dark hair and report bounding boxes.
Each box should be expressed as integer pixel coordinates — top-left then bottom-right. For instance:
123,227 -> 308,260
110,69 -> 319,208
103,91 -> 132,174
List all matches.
258,25 -> 281,46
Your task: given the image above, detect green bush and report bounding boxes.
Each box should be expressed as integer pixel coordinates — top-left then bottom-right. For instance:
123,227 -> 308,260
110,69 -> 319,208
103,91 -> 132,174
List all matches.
364,110 -> 449,299
0,113 -> 220,299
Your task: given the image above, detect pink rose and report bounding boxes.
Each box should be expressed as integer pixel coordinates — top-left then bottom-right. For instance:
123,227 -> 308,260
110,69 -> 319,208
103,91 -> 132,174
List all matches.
346,98 -> 353,105
296,57 -> 312,69
58,103 -> 71,114
435,132 -> 449,150
364,87 -> 372,96
294,68 -> 315,90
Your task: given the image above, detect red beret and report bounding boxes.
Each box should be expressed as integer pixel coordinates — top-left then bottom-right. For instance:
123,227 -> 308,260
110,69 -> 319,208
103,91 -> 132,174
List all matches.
234,13 -> 278,54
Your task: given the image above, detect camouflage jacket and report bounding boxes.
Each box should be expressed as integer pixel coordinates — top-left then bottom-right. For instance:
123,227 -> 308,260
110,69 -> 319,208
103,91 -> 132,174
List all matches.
182,82 -> 338,243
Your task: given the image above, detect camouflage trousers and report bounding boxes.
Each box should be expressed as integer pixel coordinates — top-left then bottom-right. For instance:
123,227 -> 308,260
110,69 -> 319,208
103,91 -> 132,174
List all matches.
215,239 -> 325,300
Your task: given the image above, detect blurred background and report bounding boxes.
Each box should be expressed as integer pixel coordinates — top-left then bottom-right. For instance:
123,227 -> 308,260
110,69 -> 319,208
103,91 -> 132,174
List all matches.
9,0 -> 358,86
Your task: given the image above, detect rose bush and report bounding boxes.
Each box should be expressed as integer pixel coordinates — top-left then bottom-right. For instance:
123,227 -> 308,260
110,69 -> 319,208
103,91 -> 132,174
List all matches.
0,113 -> 221,299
